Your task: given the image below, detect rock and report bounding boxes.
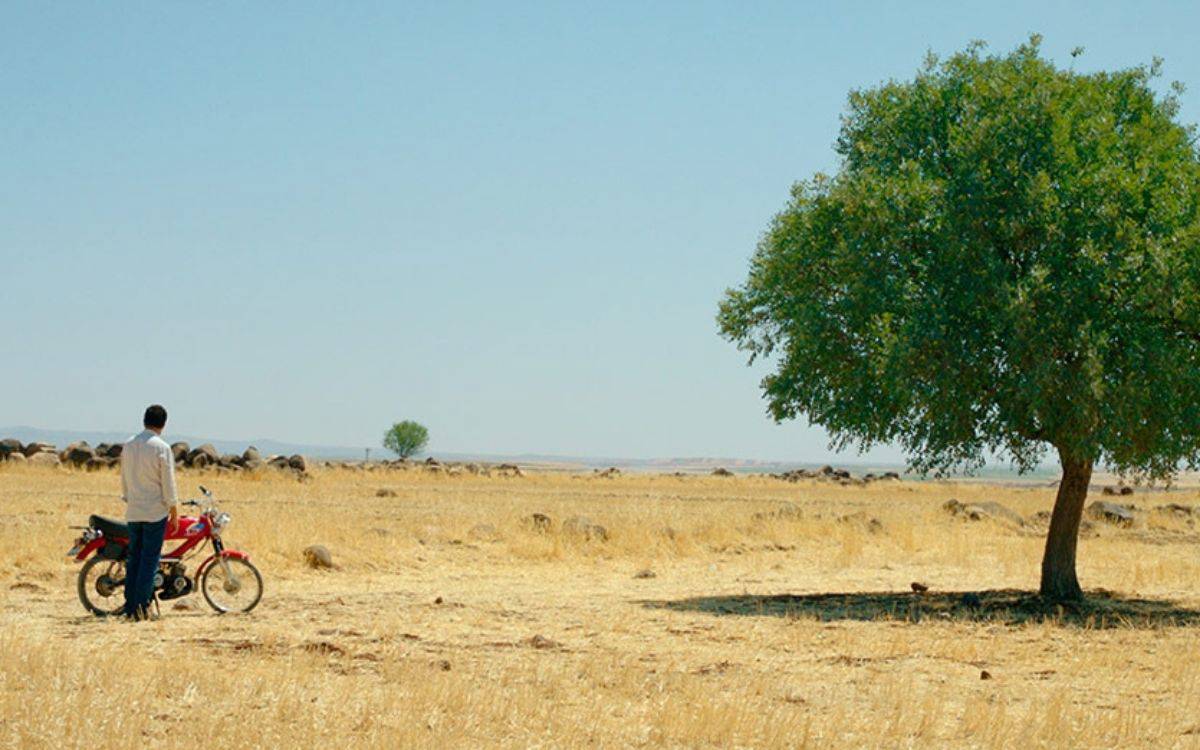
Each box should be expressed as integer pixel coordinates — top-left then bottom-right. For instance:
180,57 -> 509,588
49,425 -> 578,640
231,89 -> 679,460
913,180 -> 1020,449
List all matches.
172,598 -> 199,611
525,635 -> 561,650
5,452 -> 26,465
943,499 -> 1024,526
526,513 -> 553,533
1155,503 -> 1195,518
634,569 -> 657,579
22,442 -> 55,457
495,463 -> 524,477
837,511 -> 883,533
303,545 -> 335,569
28,452 -> 60,467
563,515 -> 609,541
84,457 -> 111,472
468,523 -> 500,542
243,446 -> 262,464
218,453 -> 241,468
171,442 -> 190,463
1087,501 -> 1136,527
288,455 -> 308,472
188,444 -> 218,466
819,465 -> 833,475
190,453 -> 211,469
711,467 -> 733,477
970,501 -> 1025,526
0,438 -> 23,459
268,455 -> 290,469
774,468 -> 813,482
754,502 -> 802,522
376,488 -> 398,498
775,503 -> 802,519
64,441 -> 96,466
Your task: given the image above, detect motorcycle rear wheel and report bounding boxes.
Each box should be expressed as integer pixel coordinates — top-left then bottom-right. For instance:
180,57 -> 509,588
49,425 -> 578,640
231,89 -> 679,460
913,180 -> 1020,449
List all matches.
78,557 -> 127,616
200,557 -> 263,614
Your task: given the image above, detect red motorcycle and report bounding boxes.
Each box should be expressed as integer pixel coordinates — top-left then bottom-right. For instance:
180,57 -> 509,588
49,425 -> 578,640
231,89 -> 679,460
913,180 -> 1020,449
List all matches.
68,485 -> 263,616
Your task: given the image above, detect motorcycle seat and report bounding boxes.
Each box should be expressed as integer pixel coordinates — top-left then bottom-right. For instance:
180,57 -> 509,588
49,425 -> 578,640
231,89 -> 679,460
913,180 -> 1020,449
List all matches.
90,515 -> 130,540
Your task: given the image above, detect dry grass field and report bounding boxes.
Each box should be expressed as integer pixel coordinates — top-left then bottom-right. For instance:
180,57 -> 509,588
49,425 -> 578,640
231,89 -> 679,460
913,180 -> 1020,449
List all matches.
2,463 -> 1199,748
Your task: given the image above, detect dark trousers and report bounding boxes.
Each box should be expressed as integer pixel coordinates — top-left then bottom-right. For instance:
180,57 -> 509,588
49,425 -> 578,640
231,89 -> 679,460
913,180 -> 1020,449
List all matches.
123,517 -> 167,618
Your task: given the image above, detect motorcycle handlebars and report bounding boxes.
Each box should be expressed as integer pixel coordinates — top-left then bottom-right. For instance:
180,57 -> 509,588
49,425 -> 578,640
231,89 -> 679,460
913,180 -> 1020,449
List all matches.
185,486 -> 215,507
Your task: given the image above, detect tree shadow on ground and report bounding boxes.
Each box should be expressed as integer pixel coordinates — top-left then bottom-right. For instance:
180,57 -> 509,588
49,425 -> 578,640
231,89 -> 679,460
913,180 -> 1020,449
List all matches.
641,589 -> 1200,628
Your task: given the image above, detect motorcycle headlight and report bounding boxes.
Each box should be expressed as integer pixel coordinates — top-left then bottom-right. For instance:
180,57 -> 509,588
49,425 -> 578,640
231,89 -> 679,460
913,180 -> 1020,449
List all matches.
214,512 -> 231,531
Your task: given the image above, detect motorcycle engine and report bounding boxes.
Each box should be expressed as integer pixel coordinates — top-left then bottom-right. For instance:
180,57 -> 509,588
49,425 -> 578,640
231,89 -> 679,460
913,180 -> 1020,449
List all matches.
157,562 -> 194,600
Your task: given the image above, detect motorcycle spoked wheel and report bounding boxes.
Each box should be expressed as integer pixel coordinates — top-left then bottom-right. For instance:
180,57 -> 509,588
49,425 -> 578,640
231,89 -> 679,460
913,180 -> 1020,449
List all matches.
77,557 -> 128,616
200,557 -> 263,614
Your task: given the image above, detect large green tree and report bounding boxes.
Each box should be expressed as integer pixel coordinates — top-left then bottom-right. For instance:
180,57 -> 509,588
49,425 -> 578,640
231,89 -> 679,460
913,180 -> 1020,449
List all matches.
718,38 -> 1200,601
383,420 -> 430,459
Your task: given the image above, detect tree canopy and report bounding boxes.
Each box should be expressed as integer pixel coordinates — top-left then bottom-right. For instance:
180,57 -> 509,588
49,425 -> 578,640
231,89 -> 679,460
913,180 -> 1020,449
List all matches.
383,420 -> 430,459
718,37 -> 1200,599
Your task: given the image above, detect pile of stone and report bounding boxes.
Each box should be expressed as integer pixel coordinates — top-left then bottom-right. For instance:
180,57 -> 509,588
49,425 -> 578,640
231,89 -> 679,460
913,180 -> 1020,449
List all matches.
318,458 -> 524,477
942,498 -> 1026,526
0,439 -> 65,467
773,465 -> 901,485
0,439 -> 121,470
0,437 -> 308,475
169,442 -> 307,475
1086,500 -> 1137,527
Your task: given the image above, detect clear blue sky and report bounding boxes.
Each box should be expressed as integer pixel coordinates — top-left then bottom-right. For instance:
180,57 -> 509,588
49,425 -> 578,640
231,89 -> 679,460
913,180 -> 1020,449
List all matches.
2,2 -> 1197,461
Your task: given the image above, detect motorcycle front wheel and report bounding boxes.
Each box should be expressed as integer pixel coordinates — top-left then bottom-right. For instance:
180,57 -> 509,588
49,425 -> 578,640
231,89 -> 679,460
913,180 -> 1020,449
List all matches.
200,557 -> 263,614
77,557 -> 127,616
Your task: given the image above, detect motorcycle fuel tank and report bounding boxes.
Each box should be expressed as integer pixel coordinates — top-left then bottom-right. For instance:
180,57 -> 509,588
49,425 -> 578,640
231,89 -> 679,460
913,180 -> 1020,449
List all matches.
166,515 -> 207,540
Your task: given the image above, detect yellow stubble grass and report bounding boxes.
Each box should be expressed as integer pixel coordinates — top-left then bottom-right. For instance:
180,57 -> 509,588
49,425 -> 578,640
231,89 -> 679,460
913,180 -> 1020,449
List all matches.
1,463 -> 1199,748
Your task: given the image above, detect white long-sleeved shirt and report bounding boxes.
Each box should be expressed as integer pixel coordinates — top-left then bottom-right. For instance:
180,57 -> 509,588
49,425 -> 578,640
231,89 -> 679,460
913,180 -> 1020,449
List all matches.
120,430 -> 178,522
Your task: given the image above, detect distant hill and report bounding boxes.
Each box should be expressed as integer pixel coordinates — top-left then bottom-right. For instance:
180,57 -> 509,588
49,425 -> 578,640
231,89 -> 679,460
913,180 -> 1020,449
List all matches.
0,426 -> 370,461
0,425 -> 1057,478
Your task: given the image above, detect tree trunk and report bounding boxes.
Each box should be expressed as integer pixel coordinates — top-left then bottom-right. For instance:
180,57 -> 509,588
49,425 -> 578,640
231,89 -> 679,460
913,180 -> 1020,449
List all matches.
1038,450 -> 1094,601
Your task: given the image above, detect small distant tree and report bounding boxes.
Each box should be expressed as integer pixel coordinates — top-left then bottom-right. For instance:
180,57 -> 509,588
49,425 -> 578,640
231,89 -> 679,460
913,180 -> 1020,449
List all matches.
719,38 -> 1200,602
383,421 -> 429,459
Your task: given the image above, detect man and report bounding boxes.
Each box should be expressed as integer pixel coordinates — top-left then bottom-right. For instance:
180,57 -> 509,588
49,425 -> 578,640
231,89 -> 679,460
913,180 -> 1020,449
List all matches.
120,404 -> 178,620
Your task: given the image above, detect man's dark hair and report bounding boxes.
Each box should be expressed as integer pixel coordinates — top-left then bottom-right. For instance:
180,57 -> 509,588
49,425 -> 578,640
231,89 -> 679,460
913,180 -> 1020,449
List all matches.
143,404 -> 168,430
